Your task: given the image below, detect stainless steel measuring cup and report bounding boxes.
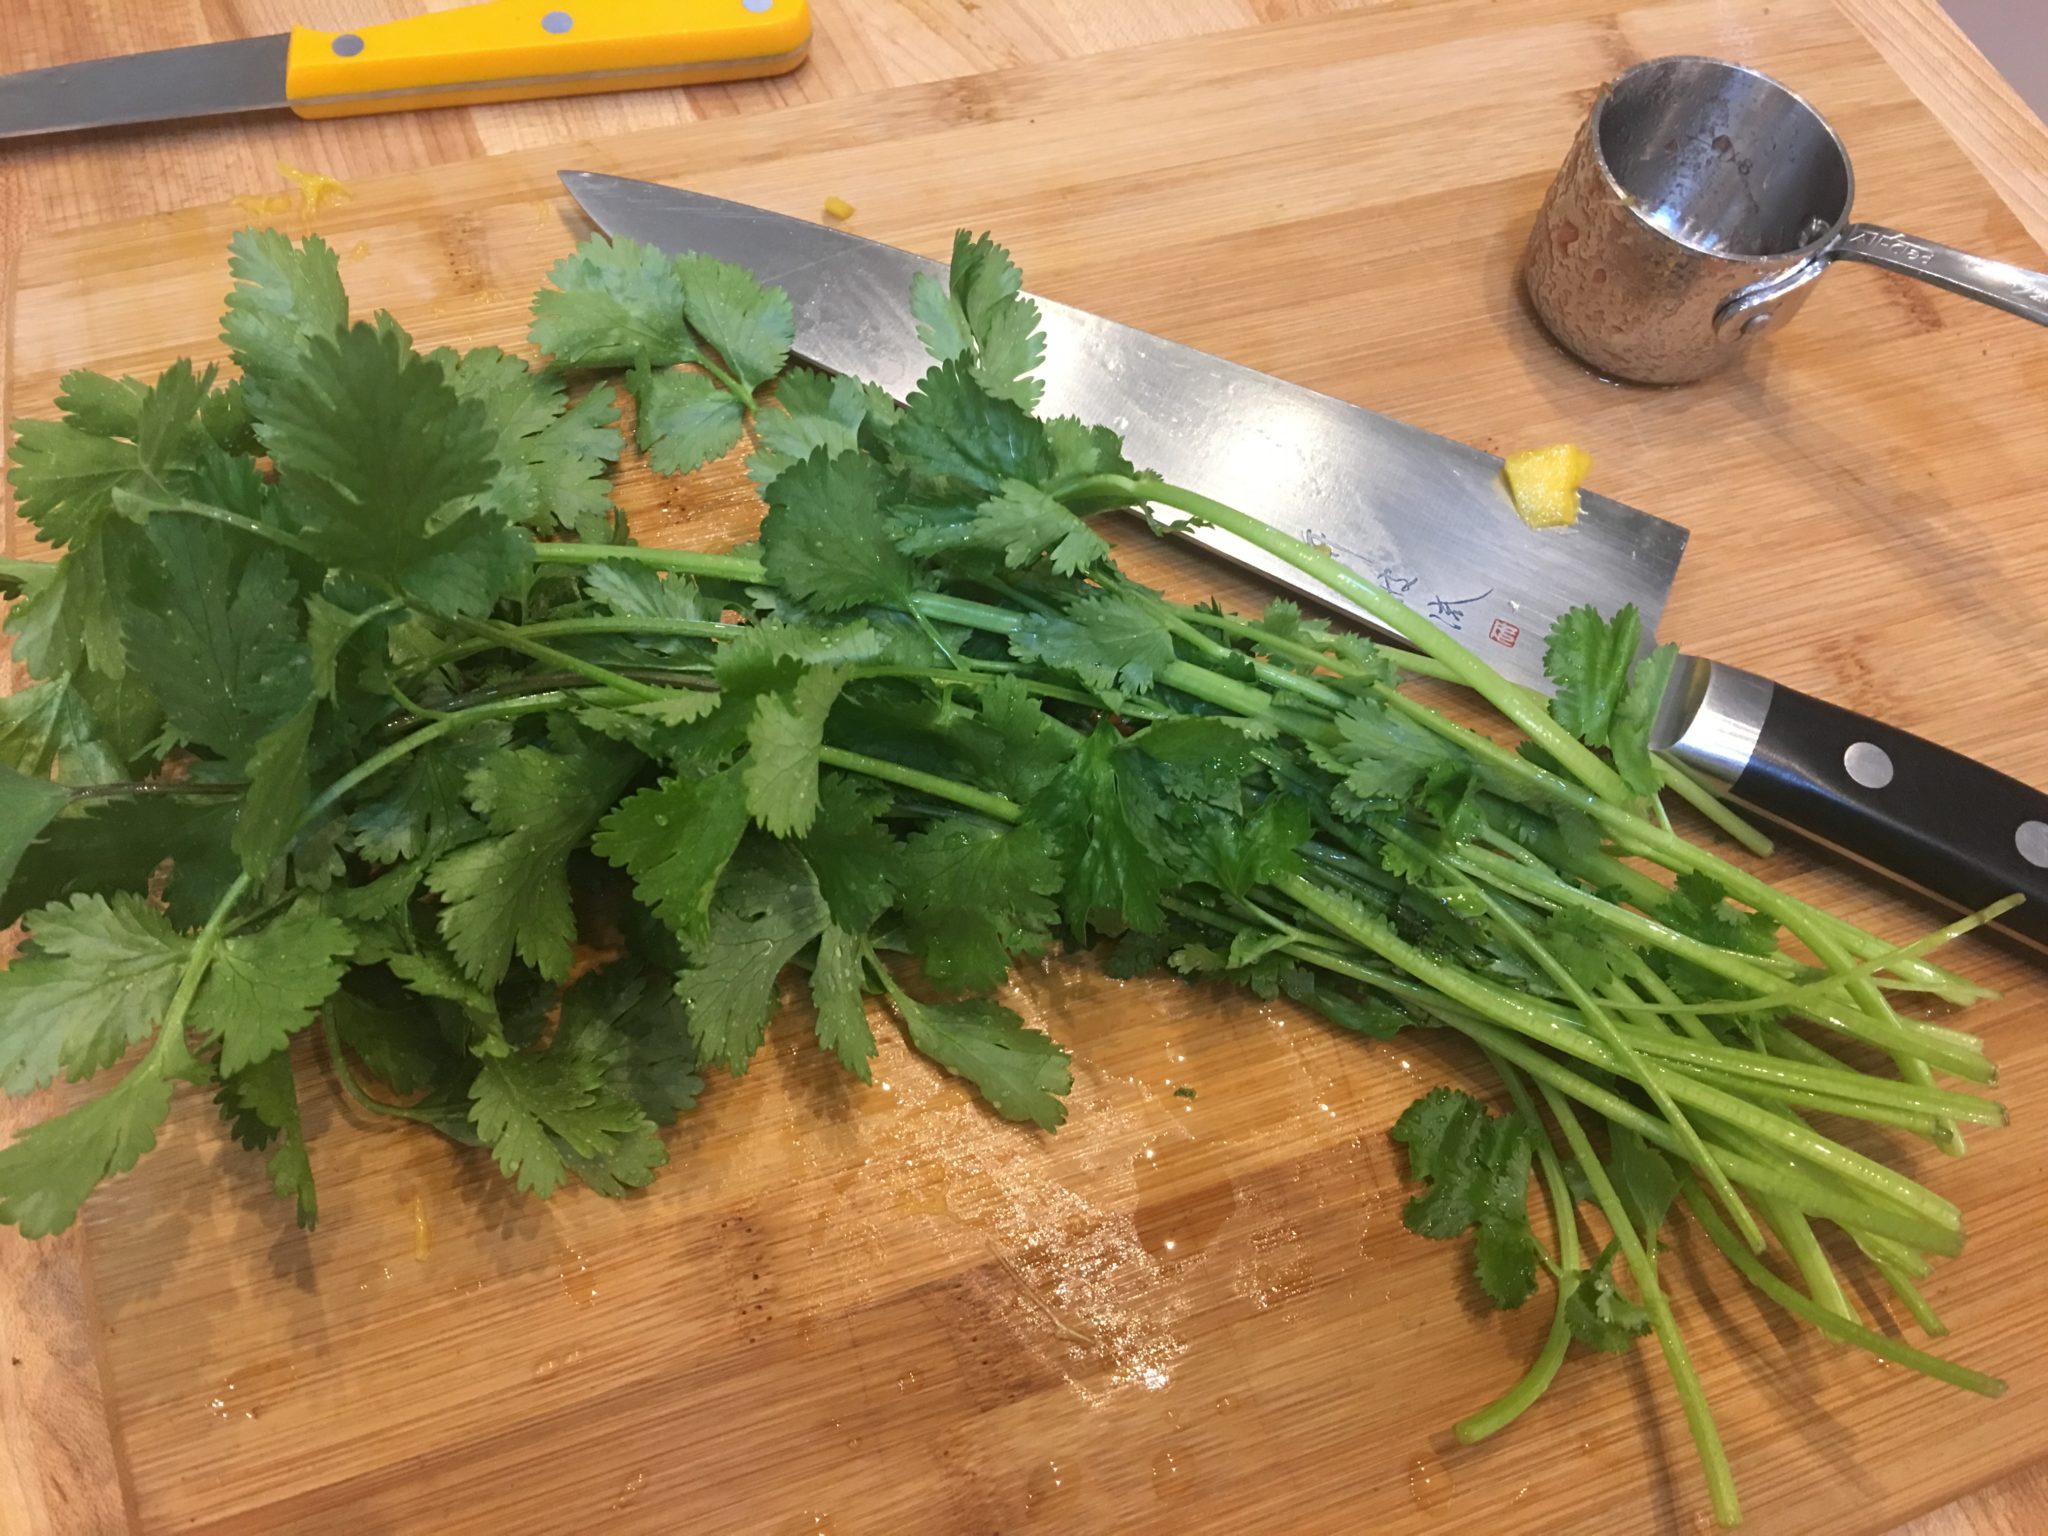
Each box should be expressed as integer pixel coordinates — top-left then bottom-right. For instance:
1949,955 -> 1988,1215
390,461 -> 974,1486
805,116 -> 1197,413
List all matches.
1523,55 -> 2048,384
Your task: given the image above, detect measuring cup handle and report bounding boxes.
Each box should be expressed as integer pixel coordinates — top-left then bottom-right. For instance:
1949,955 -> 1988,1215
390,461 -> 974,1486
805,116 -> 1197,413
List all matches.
1833,223 -> 2048,327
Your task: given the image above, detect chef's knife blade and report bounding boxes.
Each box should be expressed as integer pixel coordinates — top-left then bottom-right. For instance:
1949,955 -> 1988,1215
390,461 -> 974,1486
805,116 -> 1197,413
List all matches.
559,171 -> 1688,695
0,36 -> 290,138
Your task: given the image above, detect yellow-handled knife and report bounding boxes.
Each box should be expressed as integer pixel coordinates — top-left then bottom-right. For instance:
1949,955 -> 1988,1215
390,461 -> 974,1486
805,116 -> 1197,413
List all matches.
0,0 -> 811,138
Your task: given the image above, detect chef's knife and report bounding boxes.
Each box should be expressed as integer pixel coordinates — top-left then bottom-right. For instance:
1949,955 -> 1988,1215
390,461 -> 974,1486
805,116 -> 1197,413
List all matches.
0,0 -> 810,140
560,173 -> 2048,943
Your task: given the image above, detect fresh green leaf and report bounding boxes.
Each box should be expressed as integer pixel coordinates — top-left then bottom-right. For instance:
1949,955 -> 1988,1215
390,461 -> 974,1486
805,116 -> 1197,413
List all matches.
893,360 -> 1052,495
426,732 -> 639,986
675,843 -> 828,1073
554,963 -> 703,1127
1608,1124 -> 1681,1239
195,903 -> 353,1076
886,985 -> 1070,1130
675,253 -> 794,393
911,232 -> 1045,409
1391,1086 -> 1539,1308
1030,723 -> 1170,938
233,699 -> 317,877
1564,1242 -> 1651,1352
631,363 -> 744,476
895,818 -> 1060,993
530,234 -> 692,368
216,1050 -> 318,1227
1612,641 -> 1680,797
745,665 -> 848,837
810,925 -> 876,1082
0,1058 -> 180,1237
1544,604 -> 1643,749
760,447 -> 916,613
593,764 -> 750,942
469,1047 -> 664,1199
0,763 -> 72,894
436,346 -> 621,539
222,229 -> 349,380
1009,592 -> 1175,697
798,774 -> 897,932
964,479 -> 1110,574
0,894 -> 187,1094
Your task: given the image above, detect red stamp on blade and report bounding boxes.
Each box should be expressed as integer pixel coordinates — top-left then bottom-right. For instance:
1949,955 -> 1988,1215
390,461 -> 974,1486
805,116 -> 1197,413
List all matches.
1489,618 -> 1521,648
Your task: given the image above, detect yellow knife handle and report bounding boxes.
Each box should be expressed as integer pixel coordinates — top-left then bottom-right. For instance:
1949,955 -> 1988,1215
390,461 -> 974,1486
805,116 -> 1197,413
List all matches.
285,0 -> 811,119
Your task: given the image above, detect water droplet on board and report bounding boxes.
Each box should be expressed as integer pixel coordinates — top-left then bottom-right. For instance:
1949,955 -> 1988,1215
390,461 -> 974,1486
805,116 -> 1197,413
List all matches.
1409,1453 -> 1453,1512
558,1247 -> 599,1307
612,1471 -> 647,1511
1151,1448 -> 1187,1502
1131,1139 -> 1238,1258
1023,1459 -> 1068,1520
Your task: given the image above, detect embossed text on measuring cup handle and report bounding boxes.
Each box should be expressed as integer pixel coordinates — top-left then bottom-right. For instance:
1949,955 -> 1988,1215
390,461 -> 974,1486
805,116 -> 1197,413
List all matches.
1833,223 -> 2048,327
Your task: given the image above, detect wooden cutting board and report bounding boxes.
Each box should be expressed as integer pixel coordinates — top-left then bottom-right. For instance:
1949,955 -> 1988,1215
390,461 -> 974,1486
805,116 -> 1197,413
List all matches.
6,1 -> 2048,1531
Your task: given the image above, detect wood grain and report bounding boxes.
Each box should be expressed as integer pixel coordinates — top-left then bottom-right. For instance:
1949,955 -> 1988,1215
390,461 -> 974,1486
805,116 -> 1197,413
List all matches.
3,1 -> 2047,1532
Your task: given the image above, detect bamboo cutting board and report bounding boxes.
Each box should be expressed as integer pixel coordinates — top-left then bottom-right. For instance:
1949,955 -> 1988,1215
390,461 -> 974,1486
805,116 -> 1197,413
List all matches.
6,1 -> 2048,1531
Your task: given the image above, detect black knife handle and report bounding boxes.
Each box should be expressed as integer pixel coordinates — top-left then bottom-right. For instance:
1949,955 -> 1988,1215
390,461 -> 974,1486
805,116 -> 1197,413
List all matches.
1730,684 -> 2048,945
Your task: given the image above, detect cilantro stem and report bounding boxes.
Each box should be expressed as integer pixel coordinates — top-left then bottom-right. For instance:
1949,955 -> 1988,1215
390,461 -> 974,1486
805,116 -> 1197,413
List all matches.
455,619 -> 669,704
321,1014 -> 439,1125
1682,1184 -> 2002,1397
1537,1085 -> 1740,1528
1087,475 -> 1632,804
1174,602 -> 1460,684
422,615 -> 738,671
155,496 -> 322,562
1758,1198 -> 1857,1321
1657,758 -> 1773,858
1454,1049 -> 1579,1445
63,780 -> 246,801
816,747 -> 1023,824
527,542 -> 766,584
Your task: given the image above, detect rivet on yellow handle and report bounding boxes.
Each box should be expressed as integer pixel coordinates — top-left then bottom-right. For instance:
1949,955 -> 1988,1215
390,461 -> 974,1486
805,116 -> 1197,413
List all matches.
1503,443 -> 1592,530
285,0 -> 812,120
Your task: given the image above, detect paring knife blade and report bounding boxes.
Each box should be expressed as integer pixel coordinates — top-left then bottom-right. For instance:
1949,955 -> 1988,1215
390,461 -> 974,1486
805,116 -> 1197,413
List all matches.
558,173 -> 2048,940
558,171 -> 1687,695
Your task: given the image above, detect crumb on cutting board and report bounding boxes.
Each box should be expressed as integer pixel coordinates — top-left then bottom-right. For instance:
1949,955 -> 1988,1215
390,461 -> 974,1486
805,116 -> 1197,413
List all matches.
823,196 -> 857,222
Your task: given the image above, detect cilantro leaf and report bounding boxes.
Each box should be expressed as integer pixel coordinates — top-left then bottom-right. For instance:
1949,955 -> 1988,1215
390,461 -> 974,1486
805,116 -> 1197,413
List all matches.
216,1050 -> 318,1227
966,675 -> 1078,801
1659,872 -> 1780,956
760,447 -> 916,612
798,774 -> 898,932
895,819 -> 1060,992
1030,724 -> 1171,938
886,986 -> 1070,1130
530,235 -> 692,368
195,903 -> 353,1076
910,231 -> 1045,409
1612,641 -> 1679,797
745,666 -> 848,838
592,764 -> 750,942
583,559 -> 713,624
893,360 -> 1053,495
1564,1242 -> 1651,1352
1544,604 -> 1644,749
675,843 -> 828,1073
0,763 -> 73,893
435,346 -> 621,539
1316,698 -> 1466,809
469,1047 -> 664,1200
252,319 -> 524,617
554,963 -> 703,1128
222,229 -> 349,380
1608,1124 -> 1681,1239
425,732 -> 639,986
631,363 -> 744,476
346,724 -> 509,866
810,925 -> 876,1082
326,984 -> 457,1098
0,1058 -> 180,1237
1009,592 -> 1176,697
0,677 -> 125,785
676,253 -> 794,393
750,368 -> 868,487
963,479 -> 1110,574
233,700 -> 317,877
116,518 -> 312,761
1391,1086 -> 1540,1308
0,894 -> 187,1093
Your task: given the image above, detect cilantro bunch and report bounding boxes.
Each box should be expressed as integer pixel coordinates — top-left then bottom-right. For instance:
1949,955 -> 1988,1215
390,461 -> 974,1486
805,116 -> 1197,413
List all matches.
0,225 -> 2011,1527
